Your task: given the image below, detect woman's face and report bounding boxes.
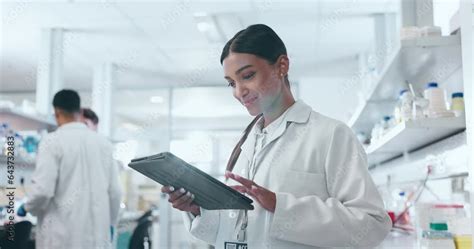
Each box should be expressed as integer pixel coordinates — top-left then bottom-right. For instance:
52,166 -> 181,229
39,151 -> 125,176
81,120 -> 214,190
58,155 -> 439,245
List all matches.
223,52 -> 286,116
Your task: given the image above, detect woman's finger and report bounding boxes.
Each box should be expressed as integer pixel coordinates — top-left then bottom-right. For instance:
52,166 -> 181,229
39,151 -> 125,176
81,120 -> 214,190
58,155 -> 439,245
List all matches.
249,185 -> 262,197
224,171 -> 233,179
226,172 -> 255,188
175,193 -> 195,210
229,185 -> 248,193
168,188 -> 187,202
173,191 -> 193,209
161,186 -> 175,193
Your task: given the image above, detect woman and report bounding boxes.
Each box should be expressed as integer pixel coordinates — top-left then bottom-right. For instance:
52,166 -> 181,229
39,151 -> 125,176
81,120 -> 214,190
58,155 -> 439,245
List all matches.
162,24 -> 391,248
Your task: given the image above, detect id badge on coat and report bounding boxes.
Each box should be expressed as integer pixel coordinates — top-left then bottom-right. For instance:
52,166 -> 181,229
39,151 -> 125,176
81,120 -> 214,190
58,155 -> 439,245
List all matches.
224,241 -> 248,249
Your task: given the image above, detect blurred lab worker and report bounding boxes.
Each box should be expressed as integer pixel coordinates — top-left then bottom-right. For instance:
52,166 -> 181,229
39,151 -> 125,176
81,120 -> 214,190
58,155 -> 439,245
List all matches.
20,89 -> 122,249
162,24 -> 392,249
81,107 -> 99,131
80,107 -> 125,174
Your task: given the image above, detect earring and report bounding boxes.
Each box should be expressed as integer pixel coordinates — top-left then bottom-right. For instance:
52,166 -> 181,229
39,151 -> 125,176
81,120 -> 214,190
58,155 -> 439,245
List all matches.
280,73 -> 284,77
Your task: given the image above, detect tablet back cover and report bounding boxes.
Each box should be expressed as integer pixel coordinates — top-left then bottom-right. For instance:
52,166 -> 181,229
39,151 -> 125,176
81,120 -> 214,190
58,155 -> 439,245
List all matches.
128,152 -> 254,210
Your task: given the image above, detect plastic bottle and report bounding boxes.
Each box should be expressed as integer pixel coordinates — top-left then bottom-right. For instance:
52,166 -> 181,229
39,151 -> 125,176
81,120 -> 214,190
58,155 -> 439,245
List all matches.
396,192 -> 407,213
398,89 -> 414,123
14,132 -> 24,154
394,90 -> 405,124
0,123 -> 7,141
381,116 -> 395,135
424,82 -> 450,117
395,191 -> 412,225
420,230 -> 455,249
14,133 -> 24,147
451,92 -> 465,117
383,188 -> 397,223
1,123 -> 11,156
0,123 -> 6,135
14,132 -> 30,159
371,122 -> 382,143
0,124 -> 6,156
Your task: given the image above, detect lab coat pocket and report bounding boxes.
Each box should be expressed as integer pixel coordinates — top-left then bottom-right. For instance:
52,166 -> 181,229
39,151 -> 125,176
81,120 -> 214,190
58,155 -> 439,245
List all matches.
281,170 -> 328,199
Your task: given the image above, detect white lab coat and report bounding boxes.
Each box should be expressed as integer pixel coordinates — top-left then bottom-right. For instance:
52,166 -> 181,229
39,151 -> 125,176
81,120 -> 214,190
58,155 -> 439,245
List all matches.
183,101 -> 391,249
26,122 -> 122,249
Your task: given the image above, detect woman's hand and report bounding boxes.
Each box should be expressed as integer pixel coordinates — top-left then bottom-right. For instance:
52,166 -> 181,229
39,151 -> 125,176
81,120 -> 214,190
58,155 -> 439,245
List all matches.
161,186 -> 201,216
225,171 -> 276,213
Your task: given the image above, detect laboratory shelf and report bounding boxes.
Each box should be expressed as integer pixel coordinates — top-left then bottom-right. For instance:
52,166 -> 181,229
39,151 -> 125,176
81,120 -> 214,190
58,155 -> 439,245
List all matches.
366,116 -> 466,166
349,35 -> 462,135
0,107 -> 56,131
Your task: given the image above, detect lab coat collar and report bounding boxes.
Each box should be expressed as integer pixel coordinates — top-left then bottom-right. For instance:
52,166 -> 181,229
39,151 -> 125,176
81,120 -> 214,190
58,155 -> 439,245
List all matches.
285,100 -> 312,124
58,122 -> 88,130
240,100 -> 312,162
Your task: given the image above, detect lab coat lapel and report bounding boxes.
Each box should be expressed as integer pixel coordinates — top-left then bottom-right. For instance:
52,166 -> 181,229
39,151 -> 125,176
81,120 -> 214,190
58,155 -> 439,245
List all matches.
239,101 -> 312,162
240,126 -> 257,163
260,101 -> 312,151
261,121 -> 288,152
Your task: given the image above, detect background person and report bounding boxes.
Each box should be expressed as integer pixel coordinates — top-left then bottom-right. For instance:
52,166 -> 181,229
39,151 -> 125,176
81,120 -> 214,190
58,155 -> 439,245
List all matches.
19,89 -> 122,249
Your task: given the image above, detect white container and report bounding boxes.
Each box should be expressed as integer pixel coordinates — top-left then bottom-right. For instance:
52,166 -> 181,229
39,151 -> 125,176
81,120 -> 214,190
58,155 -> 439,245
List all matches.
397,90 -> 414,122
381,116 -> 396,135
424,82 -> 454,118
451,92 -> 465,117
420,230 -> 456,249
401,26 -> 420,40
370,122 -> 382,143
419,26 -> 442,37
420,238 -> 456,249
412,96 -> 429,120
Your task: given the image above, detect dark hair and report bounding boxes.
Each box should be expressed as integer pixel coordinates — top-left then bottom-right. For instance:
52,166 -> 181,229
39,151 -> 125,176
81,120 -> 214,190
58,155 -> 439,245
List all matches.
220,24 -> 287,64
82,108 -> 99,125
220,24 -> 289,85
52,89 -> 80,114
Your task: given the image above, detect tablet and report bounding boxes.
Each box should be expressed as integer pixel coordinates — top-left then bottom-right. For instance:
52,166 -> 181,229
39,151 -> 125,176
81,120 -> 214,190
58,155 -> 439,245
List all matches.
128,152 -> 254,210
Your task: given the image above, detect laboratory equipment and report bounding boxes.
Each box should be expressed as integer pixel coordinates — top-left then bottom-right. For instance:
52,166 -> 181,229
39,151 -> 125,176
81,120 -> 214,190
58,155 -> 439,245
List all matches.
395,89 -> 414,123
423,82 -> 454,118
451,92 -> 465,117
